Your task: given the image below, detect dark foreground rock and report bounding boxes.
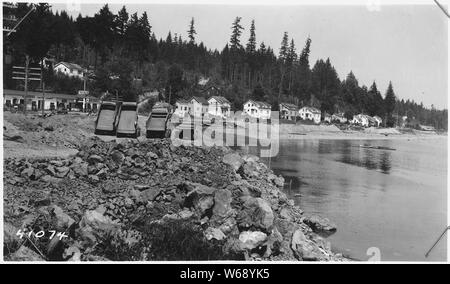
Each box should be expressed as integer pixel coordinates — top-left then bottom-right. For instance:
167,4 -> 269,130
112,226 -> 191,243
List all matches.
3,137 -> 344,261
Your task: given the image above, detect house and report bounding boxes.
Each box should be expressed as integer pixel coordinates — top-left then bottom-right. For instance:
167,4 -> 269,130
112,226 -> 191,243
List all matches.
299,106 -> 321,124
279,103 -> 298,121
40,57 -> 56,70
368,116 -> 378,127
190,96 -> 209,116
351,114 -> 370,127
331,113 -> 347,124
208,96 -> 231,118
54,62 -> 85,79
323,112 -> 332,123
373,116 -> 383,127
243,100 -> 272,119
174,99 -> 191,117
3,89 -> 98,111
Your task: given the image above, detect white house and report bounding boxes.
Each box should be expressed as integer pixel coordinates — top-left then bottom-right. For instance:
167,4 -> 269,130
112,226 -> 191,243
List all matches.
299,106 -> 321,124
279,103 -> 298,121
243,100 -> 272,119
351,114 -> 370,127
208,96 -> 231,118
54,62 -> 85,79
373,116 -> 383,127
190,96 -> 209,117
174,99 -> 191,117
331,113 -> 347,124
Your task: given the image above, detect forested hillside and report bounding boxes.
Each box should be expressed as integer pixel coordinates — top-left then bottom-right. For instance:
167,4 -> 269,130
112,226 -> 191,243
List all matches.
3,3 -> 447,129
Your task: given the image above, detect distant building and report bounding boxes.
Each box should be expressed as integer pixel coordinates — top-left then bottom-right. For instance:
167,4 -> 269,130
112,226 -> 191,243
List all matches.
190,96 -> 209,116
373,116 -> 383,127
279,103 -> 298,121
40,57 -> 56,70
208,96 -> 231,118
243,100 -> 272,119
299,106 -> 321,124
323,112 -> 332,123
331,113 -> 347,124
54,62 -> 85,79
174,99 -> 191,117
351,114 -> 370,127
3,89 -> 98,111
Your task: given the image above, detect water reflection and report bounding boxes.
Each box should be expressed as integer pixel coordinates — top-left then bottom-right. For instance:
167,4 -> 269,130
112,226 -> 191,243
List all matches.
251,138 -> 447,261
337,143 -> 393,174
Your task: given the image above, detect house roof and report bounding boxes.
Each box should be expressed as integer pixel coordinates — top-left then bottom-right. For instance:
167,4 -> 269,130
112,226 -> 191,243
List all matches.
176,99 -> 190,104
191,96 -> 209,105
208,96 -> 230,105
354,114 -> 376,122
300,106 -> 321,114
280,103 -> 298,111
373,116 -> 382,121
54,62 -> 84,72
245,100 -> 271,109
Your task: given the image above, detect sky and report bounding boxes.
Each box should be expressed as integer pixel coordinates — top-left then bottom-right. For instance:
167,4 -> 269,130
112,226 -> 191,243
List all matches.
52,2 -> 448,109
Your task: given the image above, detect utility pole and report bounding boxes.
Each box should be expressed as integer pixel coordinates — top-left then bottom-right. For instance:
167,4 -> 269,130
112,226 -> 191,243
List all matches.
41,81 -> 45,116
24,55 -> 29,114
12,55 -> 42,114
168,85 -> 172,104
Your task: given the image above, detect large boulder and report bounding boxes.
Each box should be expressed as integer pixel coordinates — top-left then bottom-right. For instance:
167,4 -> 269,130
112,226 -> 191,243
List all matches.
212,188 -> 232,217
237,197 -> 274,231
184,183 -> 217,216
205,227 -> 227,241
303,215 -> 337,236
291,229 -> 327,261
50,205 -> 75,230
110,150 -> 125,165
239,231 -> 268,250
141,188 -> 163,203
78,210 -> 120,245
71,161 -> 88,177
222,152 -> 243,171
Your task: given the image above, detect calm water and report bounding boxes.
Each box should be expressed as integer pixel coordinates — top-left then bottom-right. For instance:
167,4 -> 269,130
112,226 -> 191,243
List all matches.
243,138 -> 447,261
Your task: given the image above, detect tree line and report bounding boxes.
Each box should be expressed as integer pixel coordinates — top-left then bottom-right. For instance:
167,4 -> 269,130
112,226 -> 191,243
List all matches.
3,3 -> 447,129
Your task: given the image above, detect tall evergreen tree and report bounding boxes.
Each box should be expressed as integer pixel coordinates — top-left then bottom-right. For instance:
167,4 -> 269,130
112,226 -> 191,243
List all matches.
115,6 -> 129,38
188,17 -> 196,44
230,17 -> 244,50
384,81 -> 397,126
279,32 -> 289,62
246,20 -> 256,53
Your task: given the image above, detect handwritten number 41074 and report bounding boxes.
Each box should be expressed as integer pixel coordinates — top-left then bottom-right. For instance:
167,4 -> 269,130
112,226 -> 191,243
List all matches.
16,229 -> 68,240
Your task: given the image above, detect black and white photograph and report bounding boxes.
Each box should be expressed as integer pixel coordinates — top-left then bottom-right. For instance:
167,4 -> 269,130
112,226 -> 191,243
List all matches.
1,0 -> 448,268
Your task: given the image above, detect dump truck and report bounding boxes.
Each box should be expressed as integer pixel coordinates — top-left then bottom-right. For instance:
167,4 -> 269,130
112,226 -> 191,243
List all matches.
146,102 -> 172,138
116,102 -> 140,138
94,101 -> 119,136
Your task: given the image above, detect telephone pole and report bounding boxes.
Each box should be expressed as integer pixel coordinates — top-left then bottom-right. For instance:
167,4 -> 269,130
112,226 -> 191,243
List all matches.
12,55 -> 42,114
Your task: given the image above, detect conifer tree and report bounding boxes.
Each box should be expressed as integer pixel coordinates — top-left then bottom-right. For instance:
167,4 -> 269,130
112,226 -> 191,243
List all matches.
246,20 -> 256,53
188,17 -> 196,44
230,17 -> 244,50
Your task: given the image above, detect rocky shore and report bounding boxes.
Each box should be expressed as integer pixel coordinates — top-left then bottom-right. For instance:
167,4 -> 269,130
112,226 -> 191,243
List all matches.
4,136 -> 343,261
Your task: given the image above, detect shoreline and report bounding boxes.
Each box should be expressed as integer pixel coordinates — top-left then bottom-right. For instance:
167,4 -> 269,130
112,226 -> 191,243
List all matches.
212,122 -> 447,143
3,113 -> 346,261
